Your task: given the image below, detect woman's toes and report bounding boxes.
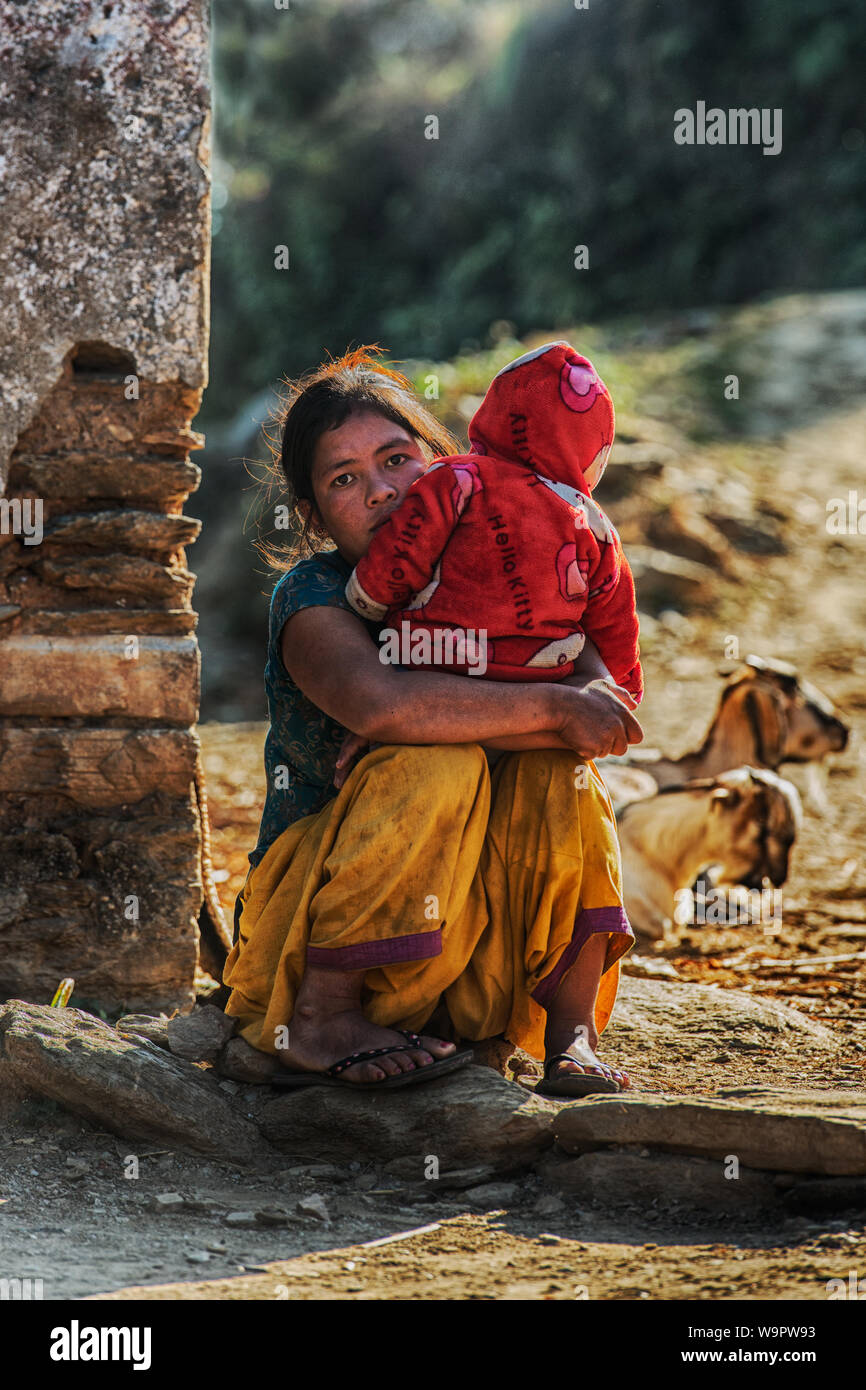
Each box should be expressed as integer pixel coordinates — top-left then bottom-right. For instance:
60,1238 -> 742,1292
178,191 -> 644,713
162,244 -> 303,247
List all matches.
556,1059 -> 585,1075
347,1061 -> 385,1083
386,1052 -> 415,1075
418,1036 -> 455,1058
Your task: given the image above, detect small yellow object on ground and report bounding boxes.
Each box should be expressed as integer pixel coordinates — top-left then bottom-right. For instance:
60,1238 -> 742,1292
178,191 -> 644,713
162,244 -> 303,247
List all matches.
50,978 -> 75,1009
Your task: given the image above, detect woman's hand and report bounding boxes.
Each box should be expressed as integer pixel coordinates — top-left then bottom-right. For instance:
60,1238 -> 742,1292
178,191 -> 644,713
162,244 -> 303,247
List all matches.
550,677 -> 643,760
334,731 -> 378,789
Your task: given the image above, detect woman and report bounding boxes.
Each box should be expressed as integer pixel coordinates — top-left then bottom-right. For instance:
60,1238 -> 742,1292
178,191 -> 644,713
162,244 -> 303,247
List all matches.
222,346 -> 643,1095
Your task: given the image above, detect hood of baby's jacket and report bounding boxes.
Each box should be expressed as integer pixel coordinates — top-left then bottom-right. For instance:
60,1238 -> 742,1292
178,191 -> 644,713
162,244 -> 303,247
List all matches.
467,341 -> 615,494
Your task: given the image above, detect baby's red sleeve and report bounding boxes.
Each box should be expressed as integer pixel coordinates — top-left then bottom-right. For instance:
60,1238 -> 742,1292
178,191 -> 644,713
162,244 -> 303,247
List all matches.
580,528 -> 644,703
345,463 -> 463,620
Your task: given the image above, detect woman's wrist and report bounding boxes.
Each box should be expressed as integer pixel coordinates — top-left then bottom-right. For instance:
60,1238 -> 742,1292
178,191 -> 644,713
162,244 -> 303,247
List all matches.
541,682 -> 575,736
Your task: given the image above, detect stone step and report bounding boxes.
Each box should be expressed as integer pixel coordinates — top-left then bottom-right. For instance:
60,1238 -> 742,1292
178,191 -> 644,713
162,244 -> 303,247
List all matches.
554,1088 -> 866,1176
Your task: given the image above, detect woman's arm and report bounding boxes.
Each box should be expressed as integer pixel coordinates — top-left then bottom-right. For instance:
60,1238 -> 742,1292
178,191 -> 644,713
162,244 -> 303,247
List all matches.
480,636 -> 628,751
281,607 -> 642,760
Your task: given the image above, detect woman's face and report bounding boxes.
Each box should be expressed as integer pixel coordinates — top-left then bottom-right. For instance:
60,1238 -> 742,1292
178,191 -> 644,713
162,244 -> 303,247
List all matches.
304,407 -> 428,565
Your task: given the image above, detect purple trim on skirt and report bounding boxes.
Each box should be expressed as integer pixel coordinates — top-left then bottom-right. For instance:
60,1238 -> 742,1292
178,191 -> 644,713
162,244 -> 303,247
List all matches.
306,928 -> 443,971
531,906 -> 633,1009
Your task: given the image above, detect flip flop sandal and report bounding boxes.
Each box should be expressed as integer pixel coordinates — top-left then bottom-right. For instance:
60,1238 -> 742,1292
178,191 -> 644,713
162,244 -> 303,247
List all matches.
534,1053 -> 622,1099
271,1030 -> 475,1091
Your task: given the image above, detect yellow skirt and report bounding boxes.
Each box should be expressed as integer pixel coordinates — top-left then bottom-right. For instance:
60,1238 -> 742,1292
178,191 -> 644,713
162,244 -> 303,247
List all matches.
223,744 -> 633,1061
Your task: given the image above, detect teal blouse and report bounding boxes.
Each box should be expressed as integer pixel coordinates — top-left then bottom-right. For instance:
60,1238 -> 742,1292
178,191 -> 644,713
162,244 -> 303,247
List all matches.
248,549 -> 382,867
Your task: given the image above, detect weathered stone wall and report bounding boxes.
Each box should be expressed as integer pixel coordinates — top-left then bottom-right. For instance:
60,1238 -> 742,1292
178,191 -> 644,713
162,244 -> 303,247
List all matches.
0,0 -> 220,1011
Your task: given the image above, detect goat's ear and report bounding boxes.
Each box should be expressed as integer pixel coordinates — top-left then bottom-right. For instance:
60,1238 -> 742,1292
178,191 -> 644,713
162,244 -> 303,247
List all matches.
711,784 -> 741,811
745,687 -> 785,766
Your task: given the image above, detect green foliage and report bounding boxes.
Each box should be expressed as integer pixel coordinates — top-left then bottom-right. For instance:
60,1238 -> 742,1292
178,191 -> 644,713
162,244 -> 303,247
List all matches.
204,0 -> 866,429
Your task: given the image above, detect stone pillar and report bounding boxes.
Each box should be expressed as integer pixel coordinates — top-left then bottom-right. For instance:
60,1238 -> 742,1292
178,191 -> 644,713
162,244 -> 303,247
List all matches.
0,1 -> 223,1012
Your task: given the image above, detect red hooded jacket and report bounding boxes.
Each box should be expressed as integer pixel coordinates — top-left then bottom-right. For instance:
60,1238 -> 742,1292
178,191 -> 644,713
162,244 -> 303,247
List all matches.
345,341 -> 643,698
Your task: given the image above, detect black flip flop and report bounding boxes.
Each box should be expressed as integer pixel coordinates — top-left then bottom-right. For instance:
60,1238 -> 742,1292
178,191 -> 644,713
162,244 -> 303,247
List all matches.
270,1029 -> 475,1091
534,1052 -> 622,1099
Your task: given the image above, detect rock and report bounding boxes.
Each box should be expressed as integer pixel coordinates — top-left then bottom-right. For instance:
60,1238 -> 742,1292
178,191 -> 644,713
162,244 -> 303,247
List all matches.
286,1163 -> 348,1182
545,1150 -> 779,1213
470,1037 -> 540,1083
258,1065 -> 557,1171
627,546 -> 717,610
607,978 -> 838,1069
533,1192 -> 567,1217
706,510 -> 787,556
185,1250 -> 211,1265
646,503 -> 732,571
215,1037 -> 283,1084
598,443 -> 672,499
116,1015 -> 171,1050
464,1182 -> 521,1208
0,1001 -> 263,1160
471,1036 -> 518,1075
536,1153 -> 591,1194
254,1207 -> 293,1227
153,1192 -> 185,1210
621,956 -> 681,981
554,1089 -> 866,1176
382,1159 -> 499,1189
166,1005 -> 236,1063
779,1177 -> 866,1214
224,1211 -> 256,1228
296,1195 -> 329,1222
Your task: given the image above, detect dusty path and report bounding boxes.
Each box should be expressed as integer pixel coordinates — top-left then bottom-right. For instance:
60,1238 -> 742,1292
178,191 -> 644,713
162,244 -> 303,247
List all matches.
101,1212 -> 866,1302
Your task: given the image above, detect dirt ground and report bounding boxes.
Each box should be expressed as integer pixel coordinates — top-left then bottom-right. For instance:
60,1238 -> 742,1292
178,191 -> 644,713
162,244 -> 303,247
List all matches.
2,401 -> 865,1302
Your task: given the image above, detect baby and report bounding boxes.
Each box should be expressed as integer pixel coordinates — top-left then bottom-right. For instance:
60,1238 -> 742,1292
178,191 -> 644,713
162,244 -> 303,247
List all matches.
345,341 -> 643,701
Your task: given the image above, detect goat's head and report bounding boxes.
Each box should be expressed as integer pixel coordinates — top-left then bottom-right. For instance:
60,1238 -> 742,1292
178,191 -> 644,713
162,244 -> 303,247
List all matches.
706,765 -> 802,888
718,655 -> 848,767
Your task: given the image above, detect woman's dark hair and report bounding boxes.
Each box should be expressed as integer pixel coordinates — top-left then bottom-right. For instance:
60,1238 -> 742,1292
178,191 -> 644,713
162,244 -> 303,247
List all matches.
259,344 -> 460,569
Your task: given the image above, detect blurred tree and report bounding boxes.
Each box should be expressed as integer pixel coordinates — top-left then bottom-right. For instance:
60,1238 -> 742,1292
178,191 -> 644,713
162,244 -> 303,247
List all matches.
205,0 -> 866,426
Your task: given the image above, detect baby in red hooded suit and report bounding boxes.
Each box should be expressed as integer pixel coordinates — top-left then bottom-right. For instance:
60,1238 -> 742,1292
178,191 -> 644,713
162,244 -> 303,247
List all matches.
345,341 -> 643,701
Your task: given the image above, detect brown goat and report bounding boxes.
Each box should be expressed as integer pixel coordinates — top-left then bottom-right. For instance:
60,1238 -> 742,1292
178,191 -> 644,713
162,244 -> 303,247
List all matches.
617,766 -> 802,940
602,655 -> 847,799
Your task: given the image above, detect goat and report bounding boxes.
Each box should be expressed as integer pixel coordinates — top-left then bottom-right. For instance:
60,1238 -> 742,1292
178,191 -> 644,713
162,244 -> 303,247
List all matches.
600,655 -> 848,808
616,765 -> 802,940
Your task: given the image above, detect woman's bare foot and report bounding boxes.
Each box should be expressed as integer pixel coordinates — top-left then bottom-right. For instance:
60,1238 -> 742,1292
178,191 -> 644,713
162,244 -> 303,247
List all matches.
277,963 -> 456,1084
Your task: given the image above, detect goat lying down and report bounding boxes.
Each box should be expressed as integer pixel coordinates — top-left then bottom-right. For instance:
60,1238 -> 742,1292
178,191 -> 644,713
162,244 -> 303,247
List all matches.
600,655 -> 848,809
616,766 -> 803,941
